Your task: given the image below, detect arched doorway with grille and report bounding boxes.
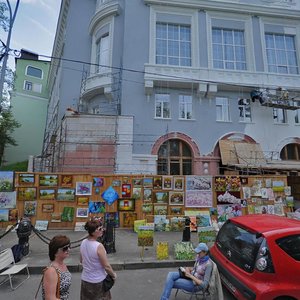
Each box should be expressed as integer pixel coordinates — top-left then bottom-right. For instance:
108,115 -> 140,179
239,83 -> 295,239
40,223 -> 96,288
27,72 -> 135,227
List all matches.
151,132 -> 201,175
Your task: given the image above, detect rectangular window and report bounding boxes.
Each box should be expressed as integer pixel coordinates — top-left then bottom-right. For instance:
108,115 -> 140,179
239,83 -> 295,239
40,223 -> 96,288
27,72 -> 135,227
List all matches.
238,98 -> 251,122
216,97 -> 230,122
26,66 -> 43,79
179,95 -> 192,120
24,81 -> 33,91
295,109 -> 300,124
273,108 -> 287,123
96,34 -> 109,73
265,33 -> 298,74
212,28 -> 246,70
156,22 -> 191,66
155,94 -> 170,119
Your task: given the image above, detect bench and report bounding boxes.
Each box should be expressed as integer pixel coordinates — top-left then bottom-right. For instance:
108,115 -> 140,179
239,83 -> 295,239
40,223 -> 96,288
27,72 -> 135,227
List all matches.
0,248 -> 30,290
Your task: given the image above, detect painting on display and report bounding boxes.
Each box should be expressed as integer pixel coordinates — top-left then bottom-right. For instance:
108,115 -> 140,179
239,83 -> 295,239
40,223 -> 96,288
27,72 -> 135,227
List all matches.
0,171 -> 14,192
24,201 -> 37,216
89,201 -> 105,213
169,192 -> 184,206
93,177 -> 104,187
60,175 -> 73,187
77,196 -> 89,206
132,178 -> 143,187
76,207 -> 89,218
51,213 -> 61,222
121,184 -> 131,198
173,177 -> 184,191
18,187 -> 37,201
122,212 -> 137,228
214,176 -> 241,192
153,176 -> 162,189
185,190 -> 212,207
57,188 -> 75,201
153,204 -> 168,215
0,209 -> 9,221
162,176 -> 173,190
186,176 -> 212,191
143,177 -> 153,188
132,187 -> 142,200
105,212 -> 120,227
39,174 -> 58,187
61,207 -> 75,222
118,199 -> 135,211
142,203 -> 153,214
170,217 -> 185,232
39,189 -> 56,200
35,220 -> 49,231
169,206 -> 183,215
143,189 -> 152,202
76,182 -> 92,195
0,192 -> 16,208
9,208 -> 18,222
154,192 -> 168,204
42,203 -> 54,213
18,173 -> 35,185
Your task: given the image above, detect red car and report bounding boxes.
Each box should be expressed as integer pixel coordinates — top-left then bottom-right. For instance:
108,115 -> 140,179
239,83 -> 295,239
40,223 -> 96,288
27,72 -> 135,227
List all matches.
210,214 -> 300,300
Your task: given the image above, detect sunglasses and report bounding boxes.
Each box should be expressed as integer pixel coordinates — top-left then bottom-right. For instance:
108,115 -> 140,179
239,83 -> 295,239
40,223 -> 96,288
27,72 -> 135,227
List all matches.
96,227 -> 105,231
59,244 -> 71,252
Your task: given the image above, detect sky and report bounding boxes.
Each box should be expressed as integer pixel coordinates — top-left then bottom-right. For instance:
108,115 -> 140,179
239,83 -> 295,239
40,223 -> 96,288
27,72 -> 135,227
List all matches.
0,0 -> 61,70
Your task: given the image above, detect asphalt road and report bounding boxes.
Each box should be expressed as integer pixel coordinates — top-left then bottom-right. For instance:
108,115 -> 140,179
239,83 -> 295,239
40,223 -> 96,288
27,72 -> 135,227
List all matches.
1,267 -> 236,299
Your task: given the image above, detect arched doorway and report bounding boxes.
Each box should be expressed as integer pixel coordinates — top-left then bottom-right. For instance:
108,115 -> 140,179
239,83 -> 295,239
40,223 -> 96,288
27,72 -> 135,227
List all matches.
157,139 -> 192,175
280,143 -> 300,161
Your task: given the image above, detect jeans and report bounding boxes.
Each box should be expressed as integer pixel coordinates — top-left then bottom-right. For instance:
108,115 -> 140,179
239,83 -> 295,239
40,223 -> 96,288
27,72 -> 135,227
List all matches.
160,271 -> 201,300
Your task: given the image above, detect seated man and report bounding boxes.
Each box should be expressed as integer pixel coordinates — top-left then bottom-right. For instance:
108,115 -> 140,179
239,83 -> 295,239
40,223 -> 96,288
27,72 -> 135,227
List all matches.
160,243 -> 212,300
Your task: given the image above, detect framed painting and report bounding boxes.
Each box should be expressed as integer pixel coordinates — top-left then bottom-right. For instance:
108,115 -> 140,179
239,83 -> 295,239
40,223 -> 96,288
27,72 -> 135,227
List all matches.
76,207 -> 89,218
169,191 -> 184,205
0,191 -> 16,208
18,173 -> 35,185
142,203 -> 153,214
154,192 -> 168,204
0,209 -> 9,221
24,200 -> 37,216
143,177 -> 153,188
105,212 -> 120,227
0,171 -> 14,192
76,182 -> 92,195
121,184 -> 131,198
143,188 -> 152,202
132,178 -> 142,187
162,176 -> 173,190
60,175 -> 73,187
132,187 -> 142,200
77,196 -> 89,206
89,201 -> 106,213
39,188 -> 56,200
42,203 -> 54,213
174,177 -> 184,191
169,206 -> 183,215
9,208 -> 18,222
18,187 -> 37,200
118,199 -> 135,211
153,176 -> 162,190
57,188 -> 75,201
61,207 -> 75,222
39,174 -> 58,187
153,204 -> 168,215
93,177 -> 104,187
122,212 -> 137,228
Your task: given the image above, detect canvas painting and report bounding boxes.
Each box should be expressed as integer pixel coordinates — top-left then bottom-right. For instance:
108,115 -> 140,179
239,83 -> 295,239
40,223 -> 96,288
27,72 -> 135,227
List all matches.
0,209 -> 9,221
185,190 -> 212,207
186,176 -> 212,191
154,215 -> 168,231
39,189 -> 56,200
173,177 -> 184,191
121,184 -> 131,198
42,203 -> 54,213
0,171 -> 14,192
51,213 -> 61,222
89,201 -> 106,213
76,182 -> 92,195
169,192 -> 184,205
57,188 -> 75,201
153,176 -> 162,189
39,174 -> 58,187
169,206 -> 183,215
60,175 -> 73,187
24,200 -> 37,216
154,192 -> 168,204
77,196 -> 89,206
18,187 -> 37,200
35,220 -> 49,231
153,204 -> 167,215
9,208 -> 18,222
0,191 -> 16,208
142,203 -> 153,214
143,177 -> 153,188
196,212 -> 212,227
143,188 -> 152,202
18,173 -> 35,185
132,187 -> 142,200
61,207 -> 75,222
112,180 -> 121,187
74,222 -> 86,232
76,207 -> 89,218
93,177 -> 104,187
105,212 -> 120,227
123,212 -> 137,228
118,199 -> 135,211
170,217 -> 185,232
132,178 -> 143,187
162,176 -> 173,190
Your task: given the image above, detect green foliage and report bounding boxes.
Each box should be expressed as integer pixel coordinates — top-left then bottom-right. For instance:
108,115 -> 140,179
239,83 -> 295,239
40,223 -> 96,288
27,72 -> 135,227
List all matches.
0,109 -> 21,165
0,160 -> 28,171
0,2 -> 9,32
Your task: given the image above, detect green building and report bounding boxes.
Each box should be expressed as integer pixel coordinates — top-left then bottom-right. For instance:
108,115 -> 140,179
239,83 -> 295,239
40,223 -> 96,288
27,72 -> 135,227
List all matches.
4,49 -> 49,166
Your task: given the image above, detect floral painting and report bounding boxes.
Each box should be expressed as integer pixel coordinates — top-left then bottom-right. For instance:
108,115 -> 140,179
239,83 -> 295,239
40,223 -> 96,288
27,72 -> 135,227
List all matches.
76,182 -> 92,195
0,171 -> 14,192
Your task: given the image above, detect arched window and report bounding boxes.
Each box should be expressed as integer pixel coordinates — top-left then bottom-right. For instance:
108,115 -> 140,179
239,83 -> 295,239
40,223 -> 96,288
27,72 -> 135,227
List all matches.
280,143 -> 300,160
26,66 -> 43,79
157,139 -> 192,175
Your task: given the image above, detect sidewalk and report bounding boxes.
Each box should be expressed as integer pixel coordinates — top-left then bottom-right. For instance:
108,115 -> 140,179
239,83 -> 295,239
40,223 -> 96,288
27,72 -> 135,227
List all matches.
0,228 -> 199,274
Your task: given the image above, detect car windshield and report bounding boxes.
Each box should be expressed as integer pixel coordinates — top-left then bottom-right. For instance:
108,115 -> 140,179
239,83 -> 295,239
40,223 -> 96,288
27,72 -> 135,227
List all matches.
276,234 -> 300,261
216,221 -> 263,273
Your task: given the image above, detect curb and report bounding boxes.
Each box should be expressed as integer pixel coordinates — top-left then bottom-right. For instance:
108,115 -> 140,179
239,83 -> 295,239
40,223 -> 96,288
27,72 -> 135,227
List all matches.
27,259 -> 195,274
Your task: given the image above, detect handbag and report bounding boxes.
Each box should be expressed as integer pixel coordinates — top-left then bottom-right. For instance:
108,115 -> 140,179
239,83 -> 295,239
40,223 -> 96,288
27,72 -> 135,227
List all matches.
102,274 -> 114,292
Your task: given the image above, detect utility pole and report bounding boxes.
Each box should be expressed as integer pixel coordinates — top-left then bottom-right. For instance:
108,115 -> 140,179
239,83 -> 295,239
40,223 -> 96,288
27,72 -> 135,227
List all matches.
0,0 -> 20,105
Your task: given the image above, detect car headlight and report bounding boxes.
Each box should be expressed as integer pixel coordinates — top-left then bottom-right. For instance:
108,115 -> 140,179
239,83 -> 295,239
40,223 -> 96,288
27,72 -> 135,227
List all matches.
255,257 -> 267,271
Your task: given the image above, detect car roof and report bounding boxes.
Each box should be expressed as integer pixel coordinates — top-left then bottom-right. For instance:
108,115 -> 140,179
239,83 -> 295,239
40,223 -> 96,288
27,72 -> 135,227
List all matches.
229,214 -> 300,233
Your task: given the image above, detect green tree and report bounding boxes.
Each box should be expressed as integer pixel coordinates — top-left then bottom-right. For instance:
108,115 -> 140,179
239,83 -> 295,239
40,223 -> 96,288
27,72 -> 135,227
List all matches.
0,1 -> 20,166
